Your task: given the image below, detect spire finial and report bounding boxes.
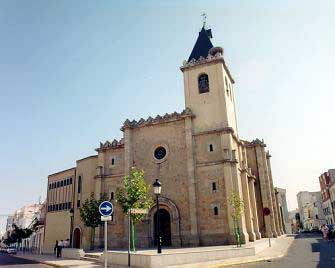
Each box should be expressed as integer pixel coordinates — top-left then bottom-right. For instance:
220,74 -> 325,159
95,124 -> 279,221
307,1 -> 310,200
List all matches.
201,12 -> 207,28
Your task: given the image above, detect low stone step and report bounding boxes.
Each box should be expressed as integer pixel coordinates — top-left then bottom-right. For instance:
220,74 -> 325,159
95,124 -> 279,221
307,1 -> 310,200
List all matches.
80,256 -> 100,262
84,253 -> 102,259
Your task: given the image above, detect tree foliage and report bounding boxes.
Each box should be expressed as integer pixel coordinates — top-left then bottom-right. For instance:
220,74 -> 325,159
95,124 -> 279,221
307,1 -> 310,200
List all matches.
79,192 -> 110,249
229,191 -> 245,247
229,191 -> 245,220
3,224 -> 33,246
116,168 -> 154,222
116,168 -> 154,251
80,192 -> 109,229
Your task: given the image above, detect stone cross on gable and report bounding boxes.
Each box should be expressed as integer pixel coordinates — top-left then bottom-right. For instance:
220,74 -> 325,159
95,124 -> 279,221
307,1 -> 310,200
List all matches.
201,12 -> 207,28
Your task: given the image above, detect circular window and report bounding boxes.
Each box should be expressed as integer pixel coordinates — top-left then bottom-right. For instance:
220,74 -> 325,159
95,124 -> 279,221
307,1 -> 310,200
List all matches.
154,146 -> 167,160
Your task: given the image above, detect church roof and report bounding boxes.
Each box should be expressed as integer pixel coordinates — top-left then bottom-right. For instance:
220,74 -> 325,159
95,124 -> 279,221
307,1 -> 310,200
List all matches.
188,27 -> 214,62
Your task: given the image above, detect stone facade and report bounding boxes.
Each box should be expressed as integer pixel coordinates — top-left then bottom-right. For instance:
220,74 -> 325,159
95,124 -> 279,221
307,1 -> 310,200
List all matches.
319,169 -> 335,224
43,26 -> 284,251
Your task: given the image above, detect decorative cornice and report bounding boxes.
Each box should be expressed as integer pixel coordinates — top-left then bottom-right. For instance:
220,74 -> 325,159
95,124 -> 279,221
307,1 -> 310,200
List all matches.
194,126 -> 241,145
121,108 -> 194,131
96,138 -> 124,152
193,127 -> 234,136
180,51 -> 235,84
196,159 -> 238,167
243,138 -> 267,148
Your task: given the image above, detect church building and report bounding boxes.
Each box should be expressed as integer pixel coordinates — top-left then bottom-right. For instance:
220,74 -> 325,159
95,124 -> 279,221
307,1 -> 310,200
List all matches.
43,25 -> 285,253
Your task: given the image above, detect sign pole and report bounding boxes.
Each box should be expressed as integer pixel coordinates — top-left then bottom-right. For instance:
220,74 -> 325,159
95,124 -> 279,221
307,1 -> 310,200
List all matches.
128,210 -> 131,266
104,220 -> 108,268
262,207 -> 272,248
99,201 -> 113,268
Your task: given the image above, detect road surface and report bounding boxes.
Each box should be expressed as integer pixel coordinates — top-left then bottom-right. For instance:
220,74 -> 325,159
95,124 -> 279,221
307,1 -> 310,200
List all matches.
225,233 -> 335,268
0,253 -> 51,268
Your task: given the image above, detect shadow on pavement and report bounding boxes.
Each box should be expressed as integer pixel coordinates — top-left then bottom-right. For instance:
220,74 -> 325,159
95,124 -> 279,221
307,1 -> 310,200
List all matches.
0,253 -> 40,266
306,235 -> 335,268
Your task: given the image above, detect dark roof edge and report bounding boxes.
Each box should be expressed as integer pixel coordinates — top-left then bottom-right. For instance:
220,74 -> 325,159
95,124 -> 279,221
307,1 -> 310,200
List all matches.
48,167 -> 76,178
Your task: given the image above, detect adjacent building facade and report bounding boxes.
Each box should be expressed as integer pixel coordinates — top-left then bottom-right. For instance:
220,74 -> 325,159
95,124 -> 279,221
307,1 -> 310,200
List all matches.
297,191 -> 325,229
319,169 -> 335,224
288,209 -> 300,233
276,188 -> 291,234
43,25 -> 285,253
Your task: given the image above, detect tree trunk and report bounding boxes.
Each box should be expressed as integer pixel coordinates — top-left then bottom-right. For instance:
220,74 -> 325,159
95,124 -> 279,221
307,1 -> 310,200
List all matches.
90,227 -> 95,250
131,221 -> 136,252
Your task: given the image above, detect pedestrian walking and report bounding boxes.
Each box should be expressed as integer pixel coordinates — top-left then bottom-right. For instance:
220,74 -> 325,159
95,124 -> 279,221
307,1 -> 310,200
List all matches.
57,240 -> 64,258
54,240 -> 58,256
321,224 -> 329,241
64,238 -> 70,248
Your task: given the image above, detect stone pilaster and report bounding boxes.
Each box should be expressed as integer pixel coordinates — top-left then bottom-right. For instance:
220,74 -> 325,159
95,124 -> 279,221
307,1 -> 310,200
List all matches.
241,172 -> 256,241
231,165 -> 249,244
185,117 -> 199,245
248,178 -> 261,240
255,146 -> 276,238
124,127 -> 133,176
266,154 -> 282,236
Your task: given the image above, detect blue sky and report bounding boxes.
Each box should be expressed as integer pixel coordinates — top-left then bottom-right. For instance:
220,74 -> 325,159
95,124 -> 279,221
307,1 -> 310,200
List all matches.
1,0 -> 335,233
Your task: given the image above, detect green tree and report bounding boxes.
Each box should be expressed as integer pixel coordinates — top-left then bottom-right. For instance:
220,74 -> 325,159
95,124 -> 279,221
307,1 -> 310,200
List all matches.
116,168 -> 154,251
80,192 -> 110,249
229,191 -> 245,247
4,225 -> 33,247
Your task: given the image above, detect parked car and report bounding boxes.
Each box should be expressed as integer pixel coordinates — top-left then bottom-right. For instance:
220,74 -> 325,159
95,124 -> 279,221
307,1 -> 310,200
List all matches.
0,247 -> 17,254
326,224 -> 335,239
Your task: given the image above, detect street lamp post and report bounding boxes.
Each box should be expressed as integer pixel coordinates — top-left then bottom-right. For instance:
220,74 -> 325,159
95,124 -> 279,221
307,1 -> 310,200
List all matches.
153,179 -> 162,254
69,209 -> 74,247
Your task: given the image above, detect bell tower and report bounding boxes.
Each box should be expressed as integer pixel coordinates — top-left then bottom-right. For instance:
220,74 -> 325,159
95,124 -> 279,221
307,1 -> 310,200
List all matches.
180,26 -> 238,135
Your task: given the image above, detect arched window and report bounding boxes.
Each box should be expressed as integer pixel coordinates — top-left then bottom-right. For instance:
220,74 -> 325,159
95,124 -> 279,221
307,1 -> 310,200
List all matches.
198,74 -> 209,94
212,182 -> 217,191
214,206 -> 219,215
209,144 -> 214,152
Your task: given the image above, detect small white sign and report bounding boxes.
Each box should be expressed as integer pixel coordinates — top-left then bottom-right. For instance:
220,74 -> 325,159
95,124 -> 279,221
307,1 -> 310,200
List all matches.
130,208 -> 149,214
101,216 -> 112,221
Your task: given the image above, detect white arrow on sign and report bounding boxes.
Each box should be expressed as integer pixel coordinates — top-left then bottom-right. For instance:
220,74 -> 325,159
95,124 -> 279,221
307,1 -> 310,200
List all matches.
101,206 -> 112,212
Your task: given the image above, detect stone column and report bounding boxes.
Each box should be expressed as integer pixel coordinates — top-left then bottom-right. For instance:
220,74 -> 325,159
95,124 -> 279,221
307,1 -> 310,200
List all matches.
185,117 -> 199,246
275,192 -> 285,234
241,172 -> 256,241
248,178 -> 261,240
266,154 -> 282,236
255,145 -> 277,238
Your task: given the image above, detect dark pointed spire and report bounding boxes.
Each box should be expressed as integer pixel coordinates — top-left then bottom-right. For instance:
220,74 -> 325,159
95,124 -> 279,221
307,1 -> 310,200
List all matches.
187,26 -> 214,63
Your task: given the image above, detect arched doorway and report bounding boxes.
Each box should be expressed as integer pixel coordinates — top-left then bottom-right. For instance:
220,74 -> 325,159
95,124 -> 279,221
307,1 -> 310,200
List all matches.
73,228 -> 81,249
154,209 -> 172,246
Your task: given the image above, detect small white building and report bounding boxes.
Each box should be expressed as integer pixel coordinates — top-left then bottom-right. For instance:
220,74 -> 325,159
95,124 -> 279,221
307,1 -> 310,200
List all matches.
297,191 -> 326,230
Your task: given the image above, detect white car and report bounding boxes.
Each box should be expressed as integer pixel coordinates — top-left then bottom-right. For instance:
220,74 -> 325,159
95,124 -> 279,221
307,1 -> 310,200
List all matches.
4,247 -> 17,254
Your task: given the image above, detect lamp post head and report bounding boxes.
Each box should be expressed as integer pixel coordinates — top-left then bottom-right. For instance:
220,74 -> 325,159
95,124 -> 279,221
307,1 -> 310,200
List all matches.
153,179 -> 162,195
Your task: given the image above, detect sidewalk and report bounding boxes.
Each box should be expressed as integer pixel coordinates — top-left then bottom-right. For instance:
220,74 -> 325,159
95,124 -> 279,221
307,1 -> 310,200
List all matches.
13,235 -> 295,268
13,252 -> 101,268
166,234 -> 295,268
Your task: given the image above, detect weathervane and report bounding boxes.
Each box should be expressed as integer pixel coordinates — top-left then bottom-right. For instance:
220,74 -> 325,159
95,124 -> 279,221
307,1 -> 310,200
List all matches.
201,12 -> 207,28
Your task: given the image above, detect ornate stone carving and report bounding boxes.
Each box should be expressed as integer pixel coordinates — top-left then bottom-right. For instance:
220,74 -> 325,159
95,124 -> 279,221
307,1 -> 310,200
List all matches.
120,109 -> 195,130
96,138 -> 124,152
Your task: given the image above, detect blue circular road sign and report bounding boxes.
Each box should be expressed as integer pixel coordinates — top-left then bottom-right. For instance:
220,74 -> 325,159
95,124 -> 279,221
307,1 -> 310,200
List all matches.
99,201 -> 113,216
